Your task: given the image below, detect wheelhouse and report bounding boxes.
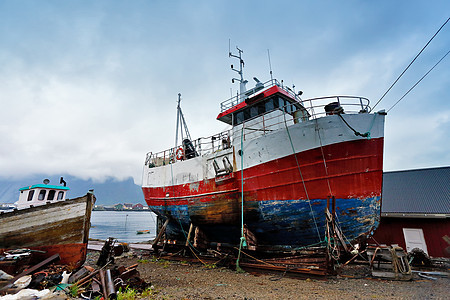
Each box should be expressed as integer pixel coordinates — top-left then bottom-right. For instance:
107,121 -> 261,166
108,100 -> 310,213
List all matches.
217,84 -> 310,126
16,183 -> 70,210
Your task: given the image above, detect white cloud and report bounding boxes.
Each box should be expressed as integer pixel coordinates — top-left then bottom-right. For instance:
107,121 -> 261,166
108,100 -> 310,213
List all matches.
0,1 -> 449,185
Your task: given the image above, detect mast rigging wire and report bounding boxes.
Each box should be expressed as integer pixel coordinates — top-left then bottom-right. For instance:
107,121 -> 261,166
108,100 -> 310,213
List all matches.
387,49 -> 450,113
371,17 -> 449,112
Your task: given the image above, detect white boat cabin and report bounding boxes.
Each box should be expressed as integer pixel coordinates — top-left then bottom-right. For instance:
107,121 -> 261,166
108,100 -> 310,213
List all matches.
15,179 -> 70,210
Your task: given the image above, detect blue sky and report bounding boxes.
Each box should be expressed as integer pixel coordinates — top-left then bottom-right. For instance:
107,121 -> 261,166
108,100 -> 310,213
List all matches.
0,1 -> 449,184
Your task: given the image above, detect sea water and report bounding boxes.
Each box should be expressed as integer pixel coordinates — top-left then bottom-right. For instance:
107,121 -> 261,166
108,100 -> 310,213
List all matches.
89,211 -> 157,243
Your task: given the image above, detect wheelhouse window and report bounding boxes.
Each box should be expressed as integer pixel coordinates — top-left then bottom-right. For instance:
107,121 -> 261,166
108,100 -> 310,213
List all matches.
265,99 -> 274,111
278,98 -> 286,110
250,106 -> 258,118
235,111 -> 244,125
38,190 -> 46,201
231,96 -> 301,126
57,191 -> 65,200
27,190 -> 35,201
48,190 -> 56,201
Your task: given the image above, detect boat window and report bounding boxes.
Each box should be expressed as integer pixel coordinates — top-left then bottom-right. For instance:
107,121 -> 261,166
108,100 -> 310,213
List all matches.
257,102 -> 265,114
38,190 -> 46,201
27,190 -> 34,201
233,96 -> 293,126
265,99 -> 274,111
285,102 -> 293,113
278,98 -> 286,110
235,111 -> 244,125
243,108 -> 251,121
250,106 -> 258,118
48,190 -> 55,201
57,191 -> 64,200
274,97 -> 280,109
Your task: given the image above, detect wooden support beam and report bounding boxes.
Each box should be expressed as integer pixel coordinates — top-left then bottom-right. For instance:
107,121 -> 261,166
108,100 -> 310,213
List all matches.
152,218 -> 170,248
185,223 -> 194,247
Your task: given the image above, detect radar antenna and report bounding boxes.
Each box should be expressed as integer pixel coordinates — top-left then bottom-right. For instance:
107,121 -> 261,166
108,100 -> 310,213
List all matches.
229,46 -> 248,101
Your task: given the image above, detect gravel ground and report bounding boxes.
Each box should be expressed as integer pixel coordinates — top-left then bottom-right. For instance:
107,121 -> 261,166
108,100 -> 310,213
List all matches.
85,250 -> 449,300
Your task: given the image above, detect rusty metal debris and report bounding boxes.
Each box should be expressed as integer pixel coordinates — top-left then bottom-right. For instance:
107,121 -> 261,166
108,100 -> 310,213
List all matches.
367,245 -> 412,280
0,240 -> 149,299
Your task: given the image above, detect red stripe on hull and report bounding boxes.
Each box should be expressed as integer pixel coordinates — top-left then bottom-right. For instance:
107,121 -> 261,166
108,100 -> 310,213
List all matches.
143,138 -> 383,205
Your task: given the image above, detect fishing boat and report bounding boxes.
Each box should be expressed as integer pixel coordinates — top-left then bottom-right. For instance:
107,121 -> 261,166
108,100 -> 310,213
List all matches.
0,178 -> 95,268
142,48 -> 386,252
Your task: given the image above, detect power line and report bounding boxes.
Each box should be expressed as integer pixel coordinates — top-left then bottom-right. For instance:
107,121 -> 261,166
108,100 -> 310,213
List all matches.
371,17 -> 450,112
387,49 -> 450,113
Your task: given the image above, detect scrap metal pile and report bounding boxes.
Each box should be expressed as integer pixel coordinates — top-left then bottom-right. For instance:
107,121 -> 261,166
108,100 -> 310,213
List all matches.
0,239 -> 150,299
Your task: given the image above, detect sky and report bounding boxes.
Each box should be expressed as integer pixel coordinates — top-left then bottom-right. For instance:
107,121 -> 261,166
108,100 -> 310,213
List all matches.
0,0 -> 449,185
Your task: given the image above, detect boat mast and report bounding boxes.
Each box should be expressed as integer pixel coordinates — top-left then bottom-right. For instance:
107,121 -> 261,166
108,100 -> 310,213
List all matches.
174,93 -> 192,148
229,46 -> 248,102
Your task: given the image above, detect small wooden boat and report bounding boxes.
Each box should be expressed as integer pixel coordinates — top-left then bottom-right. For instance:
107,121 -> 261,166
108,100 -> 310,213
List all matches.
136,230 -> 150,235
0,178 -> 95,270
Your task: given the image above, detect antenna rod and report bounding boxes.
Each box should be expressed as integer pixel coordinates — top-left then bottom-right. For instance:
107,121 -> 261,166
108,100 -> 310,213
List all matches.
267,49 -> 273,82
175,93 -> 181,149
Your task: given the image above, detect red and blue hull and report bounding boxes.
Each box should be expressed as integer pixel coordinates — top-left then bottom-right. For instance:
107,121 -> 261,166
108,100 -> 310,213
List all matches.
143,135 -> 383,250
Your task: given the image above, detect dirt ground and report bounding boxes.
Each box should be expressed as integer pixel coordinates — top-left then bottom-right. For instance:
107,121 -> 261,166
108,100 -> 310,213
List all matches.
85,249 -> 449,300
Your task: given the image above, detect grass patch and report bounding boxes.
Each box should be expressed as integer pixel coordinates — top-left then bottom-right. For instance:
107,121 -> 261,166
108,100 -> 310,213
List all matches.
117,285 -> 160,299
68,284 -> 79,298
117,286 -> 138,300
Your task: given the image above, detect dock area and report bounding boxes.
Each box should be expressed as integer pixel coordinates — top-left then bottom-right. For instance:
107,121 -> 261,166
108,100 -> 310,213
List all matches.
88,240 -> 153,251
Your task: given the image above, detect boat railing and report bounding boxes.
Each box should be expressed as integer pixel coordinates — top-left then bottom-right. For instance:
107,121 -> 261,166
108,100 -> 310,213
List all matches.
302,95 -> 371,119
220,79 -> 283,112
145,95 -> 371,167
220,79 -> 370,117
233,106 -> 296,142
233,96 -> 371,142
145,129 -> 232,167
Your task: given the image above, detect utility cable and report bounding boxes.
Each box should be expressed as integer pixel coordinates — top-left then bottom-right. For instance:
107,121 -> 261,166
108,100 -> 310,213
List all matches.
387,49 -> 450,113
371,17 -> 449,112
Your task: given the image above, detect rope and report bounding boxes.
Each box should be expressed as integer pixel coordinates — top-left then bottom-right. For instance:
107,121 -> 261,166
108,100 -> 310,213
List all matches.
390,247 -> 412,276
338,114 -> 374,139
371,17 -> 450,112
169,160 -> 206,259
313,118 -> 334,196
233,247 -> 278,267
283,113 -> 322,242
236,125 -> 247,272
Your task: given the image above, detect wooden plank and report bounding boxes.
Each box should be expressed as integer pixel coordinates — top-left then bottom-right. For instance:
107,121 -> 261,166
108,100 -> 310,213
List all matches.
238,262 -> 328,276
152,218 -> 169,248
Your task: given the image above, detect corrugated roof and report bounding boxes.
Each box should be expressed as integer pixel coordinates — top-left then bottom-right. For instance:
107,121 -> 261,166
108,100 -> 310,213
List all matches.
382,166 -> 450,214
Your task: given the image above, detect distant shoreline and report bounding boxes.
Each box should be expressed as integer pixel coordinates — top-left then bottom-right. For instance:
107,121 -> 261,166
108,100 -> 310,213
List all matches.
92,208 -> 151,212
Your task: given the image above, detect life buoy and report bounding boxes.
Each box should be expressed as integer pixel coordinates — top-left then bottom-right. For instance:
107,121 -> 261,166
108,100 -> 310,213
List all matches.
176,147 -> 184,160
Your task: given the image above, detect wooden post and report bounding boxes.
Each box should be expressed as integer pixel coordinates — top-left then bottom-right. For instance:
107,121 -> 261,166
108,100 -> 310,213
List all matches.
152,218 -> 170,248
185,223 -> 194,247
183,223 -> 194,256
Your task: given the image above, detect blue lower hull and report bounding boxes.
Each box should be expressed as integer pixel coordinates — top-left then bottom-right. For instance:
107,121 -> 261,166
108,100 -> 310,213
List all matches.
150,196 -> 380,250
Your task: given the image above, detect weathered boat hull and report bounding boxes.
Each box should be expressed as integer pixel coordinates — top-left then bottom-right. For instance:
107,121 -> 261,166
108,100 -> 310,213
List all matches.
0,193 -> 95,268
143,112 -> 384,251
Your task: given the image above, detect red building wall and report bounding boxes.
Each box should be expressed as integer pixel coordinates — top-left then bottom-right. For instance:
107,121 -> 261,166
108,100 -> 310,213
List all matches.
372,217 -> 450,258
